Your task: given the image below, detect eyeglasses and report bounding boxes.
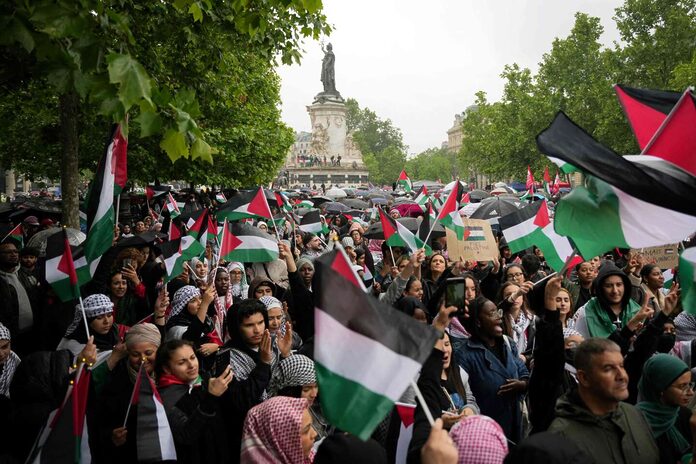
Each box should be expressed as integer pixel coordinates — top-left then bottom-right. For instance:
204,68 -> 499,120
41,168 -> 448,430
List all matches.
506,272 -> 524,279
673,382 -> 696,394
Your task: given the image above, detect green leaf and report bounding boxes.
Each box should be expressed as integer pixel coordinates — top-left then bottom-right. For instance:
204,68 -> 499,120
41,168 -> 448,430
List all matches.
135,110 -> 163,137
191,137 -> 213,163
189,2 -> 203,22
160,129 -> 189,162
106,53 -> 152,112
302,0 -> 322,13
7,17 -> 35,52
46,66 -> 71,93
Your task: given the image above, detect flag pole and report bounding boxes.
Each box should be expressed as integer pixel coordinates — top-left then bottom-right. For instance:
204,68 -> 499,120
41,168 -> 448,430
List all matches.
410,379 -> 435,426
640,89 -> 691,155
77,295 -> 91,338
421,218 -> 438,247
115,194 -> 121,227
123,362 -> 144,427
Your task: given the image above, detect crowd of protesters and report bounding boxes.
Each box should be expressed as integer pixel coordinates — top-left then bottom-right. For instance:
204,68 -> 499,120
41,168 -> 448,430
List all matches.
0,185 -> 695,464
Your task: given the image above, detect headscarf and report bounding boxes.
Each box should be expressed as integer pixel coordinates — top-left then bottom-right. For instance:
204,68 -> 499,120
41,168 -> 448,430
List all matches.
64,294 -> 114,338
296,257 -> 314,272
341,237 -> 354,248
584,263 -> 641,337
450,415 -> 508,464
169,285 -> 200,321
270,354 -> 316,396
240,396 -> 311,464
124,323 -> 161,348
314,434 -> 387,464
674,312 -> 696,342
190,257 -> 209,279
211,266 -> 233,341
637,354 -> 691,456
0,323 -> 20,397
227,262 -> 249,299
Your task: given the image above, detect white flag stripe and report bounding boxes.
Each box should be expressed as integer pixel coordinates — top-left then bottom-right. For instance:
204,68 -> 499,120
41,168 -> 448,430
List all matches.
502,216 -> 536,243
315,309 -> 422,401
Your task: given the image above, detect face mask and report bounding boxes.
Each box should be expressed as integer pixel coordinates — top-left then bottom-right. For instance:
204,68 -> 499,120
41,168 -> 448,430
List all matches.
564,347 -> 577,366
656,333 -> 676,353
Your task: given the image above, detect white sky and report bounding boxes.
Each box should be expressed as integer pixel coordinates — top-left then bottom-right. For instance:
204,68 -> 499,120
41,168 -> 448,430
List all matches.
276,0 -> 624,155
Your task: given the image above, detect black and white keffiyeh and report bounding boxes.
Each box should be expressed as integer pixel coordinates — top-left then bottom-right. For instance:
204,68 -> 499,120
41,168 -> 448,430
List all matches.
64,294 -> 113,337
169,285 -> 200,321
269,354 -> 316,396
0,322 -> 19,397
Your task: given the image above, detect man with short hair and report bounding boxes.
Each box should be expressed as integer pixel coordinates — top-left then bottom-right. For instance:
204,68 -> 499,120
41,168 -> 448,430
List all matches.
548,338 -> 659,464
0,241 -> 38,355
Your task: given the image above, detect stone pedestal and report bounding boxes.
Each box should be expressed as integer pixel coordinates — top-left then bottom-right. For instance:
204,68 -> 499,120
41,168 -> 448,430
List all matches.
306,98 -> 363,168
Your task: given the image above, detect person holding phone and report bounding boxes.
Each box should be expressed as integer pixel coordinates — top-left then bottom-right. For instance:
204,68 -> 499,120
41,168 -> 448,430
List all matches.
156,339 -> 233,462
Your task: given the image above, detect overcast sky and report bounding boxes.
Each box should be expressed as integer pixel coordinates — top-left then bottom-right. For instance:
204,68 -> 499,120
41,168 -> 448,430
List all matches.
276,0 -> 624,155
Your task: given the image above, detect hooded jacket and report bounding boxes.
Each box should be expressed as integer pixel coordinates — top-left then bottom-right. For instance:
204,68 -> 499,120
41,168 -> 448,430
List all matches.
573,263 -> 641,342
247,276 -> 278,300
548,390 -> 659,464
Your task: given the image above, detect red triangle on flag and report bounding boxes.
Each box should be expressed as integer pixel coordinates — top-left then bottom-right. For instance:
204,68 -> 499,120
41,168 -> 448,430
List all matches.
533,201 -> 551,228
463,228 -> 471,240
330,250 -> 362,288
378,208 -> 398,241
57,234 -> 78,286
396,403 -> 415,427
248,188 -> 273,219
615,85 -> 671,150
110,124 -> 128,190
220,220 -> 243,258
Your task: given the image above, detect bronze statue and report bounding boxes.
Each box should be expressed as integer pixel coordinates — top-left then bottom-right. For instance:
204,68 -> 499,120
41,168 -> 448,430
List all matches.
320,43 -> 336,94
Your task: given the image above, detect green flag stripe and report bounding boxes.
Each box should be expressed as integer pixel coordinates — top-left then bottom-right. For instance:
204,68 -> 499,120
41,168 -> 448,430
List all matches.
315,363 -> 394,440
84,208 -> 114,261
680,248 -> 696,314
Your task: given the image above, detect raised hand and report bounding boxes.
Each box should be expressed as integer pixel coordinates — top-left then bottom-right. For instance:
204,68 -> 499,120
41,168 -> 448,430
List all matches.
259,330 -> 273,365
544,275 -> 562,311
663,282 -> 681,316
277,321 -> 294,358
208,366 -> 234,397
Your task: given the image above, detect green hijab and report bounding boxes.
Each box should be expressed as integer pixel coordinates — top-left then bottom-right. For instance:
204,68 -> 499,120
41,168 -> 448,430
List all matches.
583,297 -> 640,338
636,354 -> 690,457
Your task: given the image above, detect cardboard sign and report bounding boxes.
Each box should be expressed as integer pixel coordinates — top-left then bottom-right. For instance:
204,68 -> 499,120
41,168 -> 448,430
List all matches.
630,244 -> 679,269
446,219 -> 499,262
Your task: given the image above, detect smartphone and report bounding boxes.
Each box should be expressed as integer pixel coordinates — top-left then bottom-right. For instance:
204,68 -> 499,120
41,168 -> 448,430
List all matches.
445,277 -> 466,312
212,348 -> 232,377
123,258 -> 132,269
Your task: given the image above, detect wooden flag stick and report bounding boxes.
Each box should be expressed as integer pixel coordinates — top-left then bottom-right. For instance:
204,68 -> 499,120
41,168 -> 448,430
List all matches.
411,379 -> 435,426
122,362 -> 144,427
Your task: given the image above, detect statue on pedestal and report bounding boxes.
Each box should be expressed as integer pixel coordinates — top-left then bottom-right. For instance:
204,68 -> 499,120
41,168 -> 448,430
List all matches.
315,43 -> 343,103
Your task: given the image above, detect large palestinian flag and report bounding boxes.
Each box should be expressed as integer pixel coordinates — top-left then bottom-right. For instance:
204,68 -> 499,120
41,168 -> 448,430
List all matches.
28,366 -> 91,464
499,200 -> 582,272
313,249 -> 438,440
160,235 -> 205,282
536,111 -> 696,259
219,220 -> 279,263
45,229 -> 90,302
614,84 -> 682,150
299,210 -> 323,234
216,187 -> 273,222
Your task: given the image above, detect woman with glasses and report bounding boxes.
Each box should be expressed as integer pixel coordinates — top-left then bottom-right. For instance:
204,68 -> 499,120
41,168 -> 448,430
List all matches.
454,296 -> 529,442
504,264 -> 526,286
227,262 -> 249,300
637,354 -> 695,464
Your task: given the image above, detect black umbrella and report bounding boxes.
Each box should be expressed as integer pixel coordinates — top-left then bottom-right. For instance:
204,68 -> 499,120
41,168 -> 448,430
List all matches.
339,198 -> 369,209
311,196 -> 333,206
468,189 -> 491,203
363,217 -> 445,240
468,197 -> 522,221
118,230 -> 167,248
324,202 -> 350,213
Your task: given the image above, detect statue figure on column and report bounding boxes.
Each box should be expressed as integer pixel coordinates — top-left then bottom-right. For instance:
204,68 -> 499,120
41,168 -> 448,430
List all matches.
321,43 -> 336,94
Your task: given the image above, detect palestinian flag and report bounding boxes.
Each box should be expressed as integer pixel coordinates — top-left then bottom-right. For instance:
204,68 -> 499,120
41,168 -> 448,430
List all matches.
427,201 -> 438,225
168,221 -> 182,241
499,201 -> 582,272
129,364 -> 177,462
186,209 -> 216,248
437,182 -> 465,240
614,84 -> 682,150
82,125 -> 125,277
663,268 -> 674,290
640,89 -> 696,177
275,192 -> 293,212
160,236 -> 205,281
379,208 -> 405,248
298,200 -> 314,209
548,156 -> 578,174
2,224 -> 23,248
313,249 -> 439,440
397,170 -> 412,193
145,185 -> 170,202
543,166 -> 552,195
461,192 -> 470,205
463,225 -> 486,241
680,248 -> 696,314
537,112 -> 696,259
394,403 -> 415,464
413,186 -> 429,210
272,215 -> 287,230
45,229 -> 90,302
165,192 -> 180,219
217,187 -> 273,222
219,220 -> 279,263
28,366 -> 91,464
299,210 -> 323,234
215,192 -> 227,203
416,215 -> 433,256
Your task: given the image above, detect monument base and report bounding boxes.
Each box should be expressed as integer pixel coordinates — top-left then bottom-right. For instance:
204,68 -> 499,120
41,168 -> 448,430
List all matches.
285,165 -> 369,189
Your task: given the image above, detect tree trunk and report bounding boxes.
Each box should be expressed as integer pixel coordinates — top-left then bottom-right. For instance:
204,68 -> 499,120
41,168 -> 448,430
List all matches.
60,92 -> 80,228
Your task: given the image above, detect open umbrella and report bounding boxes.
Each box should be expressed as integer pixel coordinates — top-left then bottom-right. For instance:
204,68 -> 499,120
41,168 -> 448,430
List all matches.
393,203 -> 424,218
443,180 -> 469,193
367,191 -> 393,201
363,217 -> 445,240
324,202 -> 350,213
326,188 -> 347,199
469,197 -> 523,221
117,230 -> 167,248
27,227 -> 86,257
370,198 -> 388,205
339,198 -> 369,209
310,196 -> 333,206
468,189 -> 491,203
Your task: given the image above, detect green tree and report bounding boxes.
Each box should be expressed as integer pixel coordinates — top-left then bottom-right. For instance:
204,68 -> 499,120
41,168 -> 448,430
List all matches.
405,147 -> 457,181
345,98 -> 407,186
0,0 -> 330,225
